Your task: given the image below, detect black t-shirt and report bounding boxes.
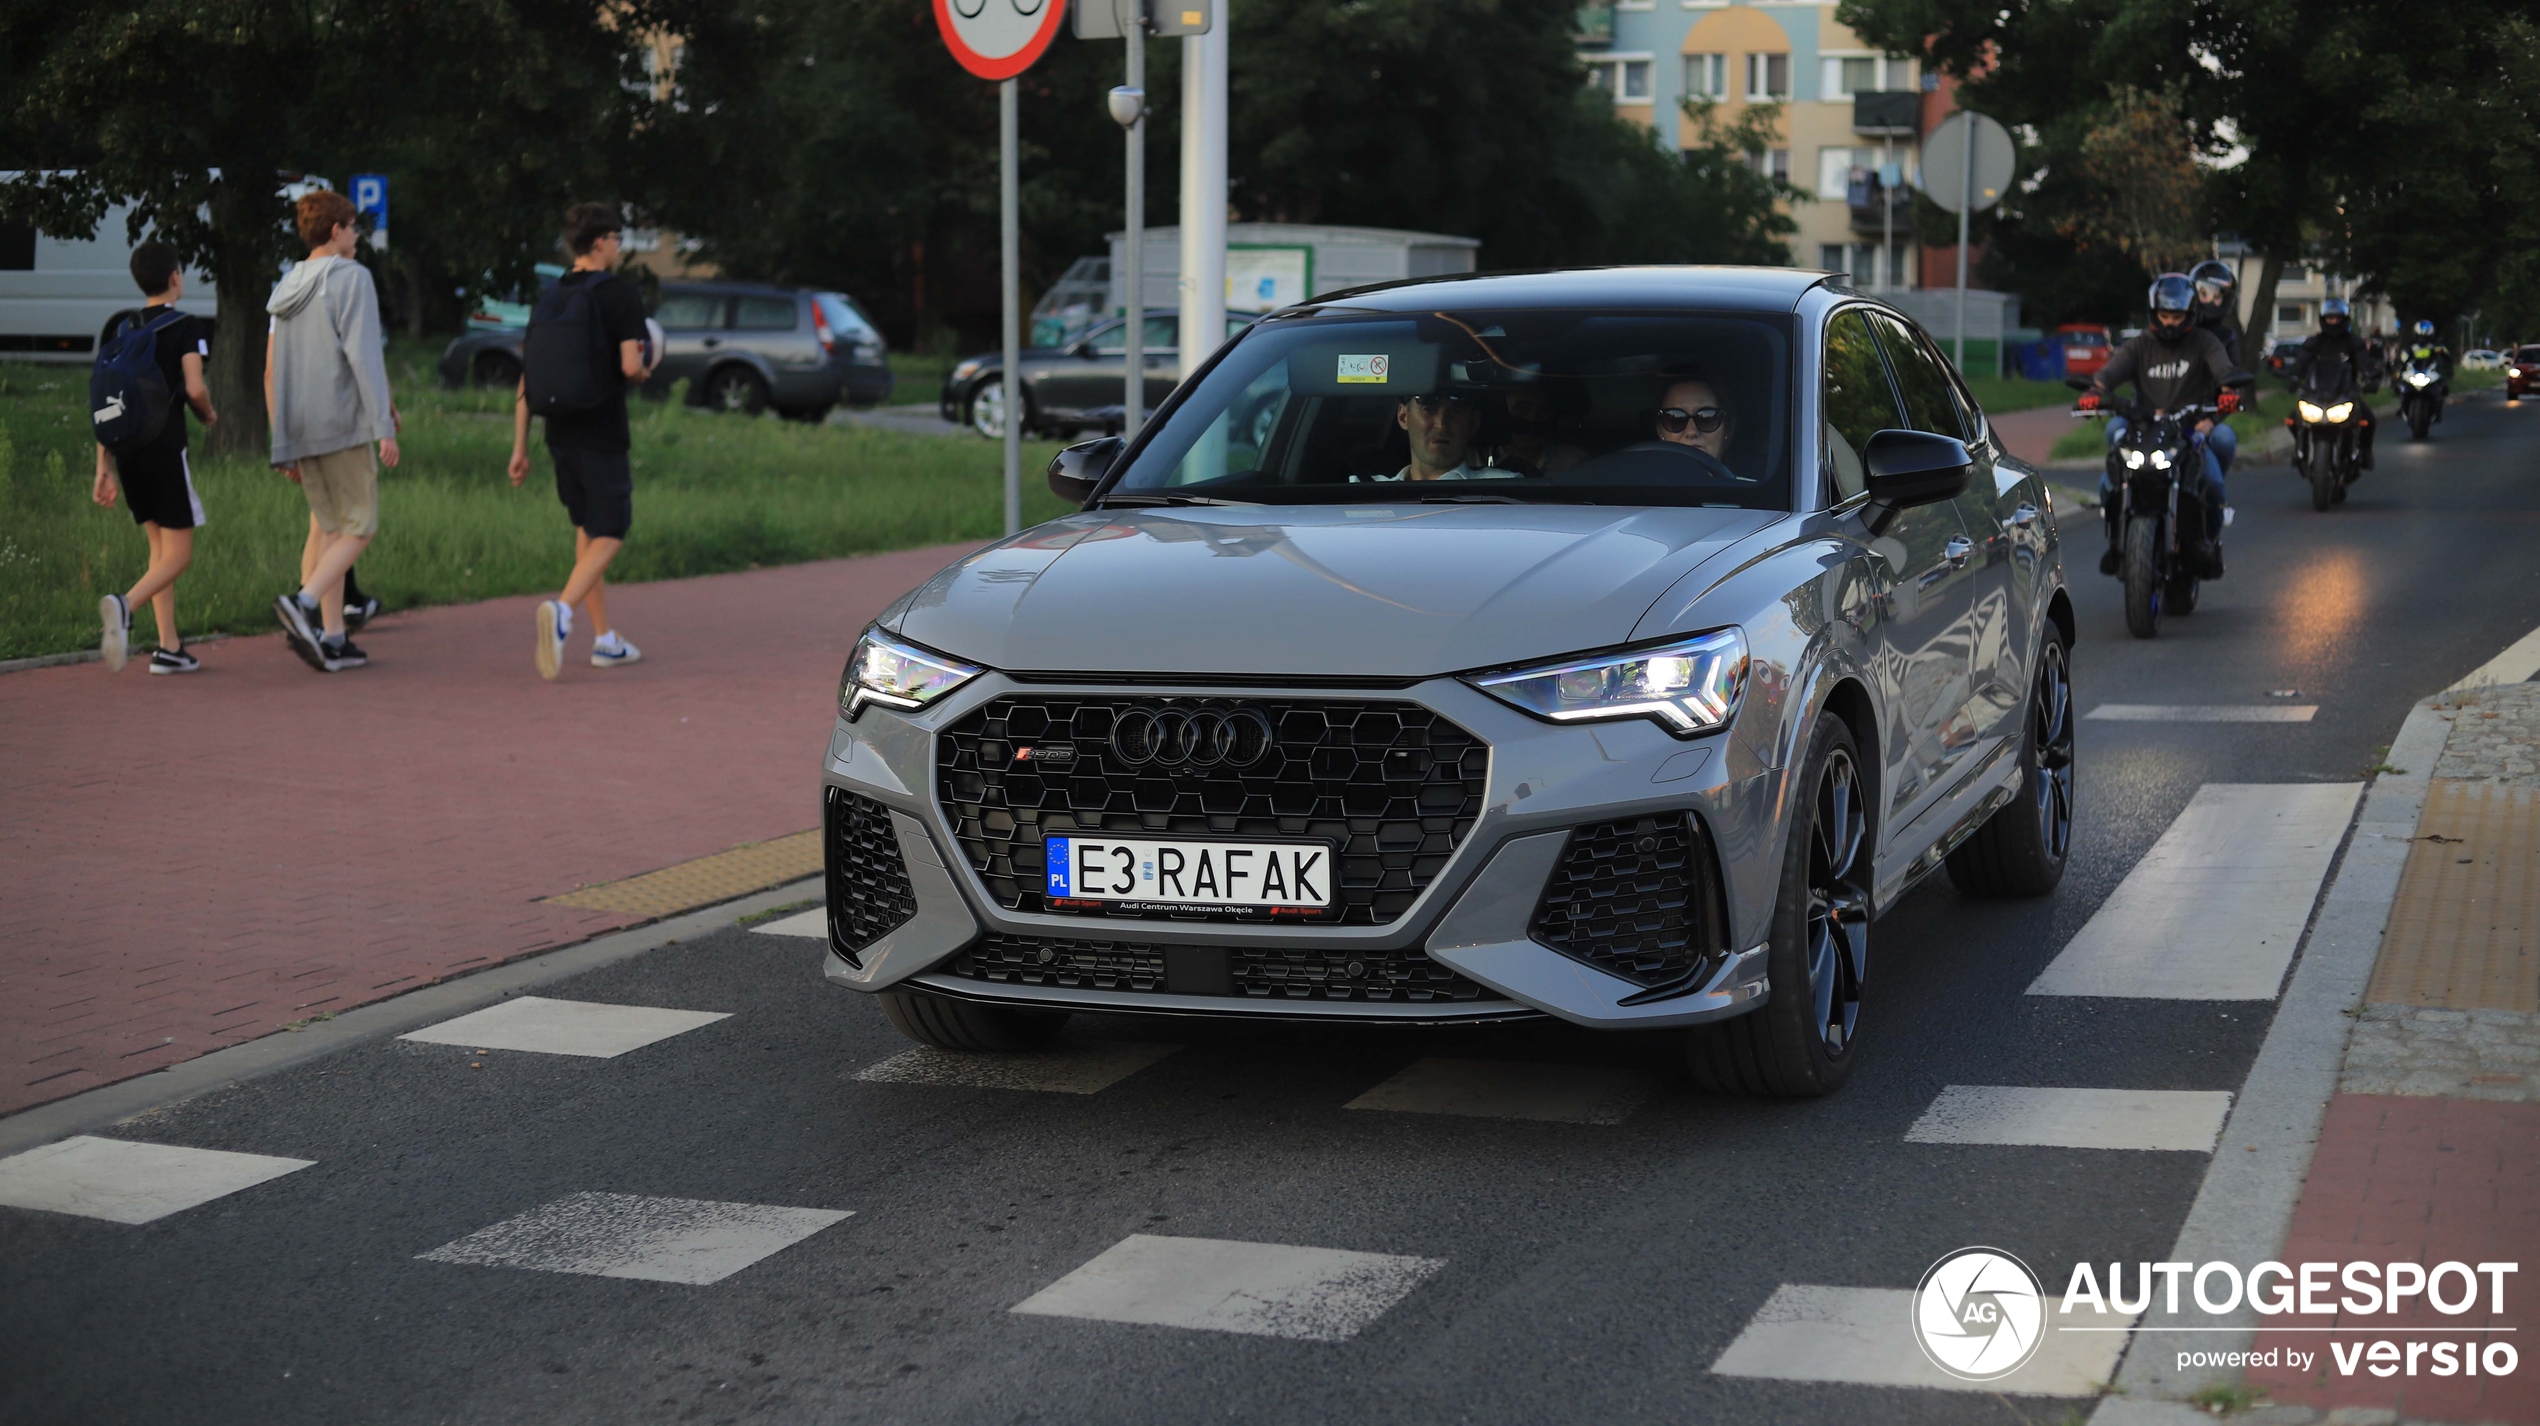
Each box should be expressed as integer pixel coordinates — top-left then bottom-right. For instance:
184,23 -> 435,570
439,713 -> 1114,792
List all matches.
541,271 -> 649,452
97,304 -> 210,464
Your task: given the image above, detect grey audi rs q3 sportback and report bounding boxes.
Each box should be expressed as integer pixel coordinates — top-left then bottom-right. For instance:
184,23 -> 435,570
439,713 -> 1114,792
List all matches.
822,267 -> 2074,1096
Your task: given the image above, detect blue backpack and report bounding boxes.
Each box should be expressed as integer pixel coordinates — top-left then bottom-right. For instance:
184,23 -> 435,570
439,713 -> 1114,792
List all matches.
91,308 -> 187,453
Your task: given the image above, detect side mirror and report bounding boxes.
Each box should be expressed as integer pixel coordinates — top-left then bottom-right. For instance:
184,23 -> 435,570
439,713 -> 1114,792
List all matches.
1047,436 -> 1124,506
2222,368 -> 2257,389
1862,429 -> 1974,511
2063,376 -> 2093,392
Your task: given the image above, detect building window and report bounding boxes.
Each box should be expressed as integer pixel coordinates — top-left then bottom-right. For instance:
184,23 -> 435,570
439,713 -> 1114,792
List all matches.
1584,55 -> 1654,101
1817,145 -> 1877,201
1684,53 -> 1727,99
2278,304 -> 2306,325
1819,55 -> 1914,98
0,224 -> 34,271
1821,242 -> 1910,287
1751,147 -> 1791,181
1746,52 -> 1790,100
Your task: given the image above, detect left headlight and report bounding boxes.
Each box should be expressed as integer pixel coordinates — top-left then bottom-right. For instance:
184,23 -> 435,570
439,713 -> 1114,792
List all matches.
841,627 -> 981,718
2297,400 -> 2326,422
1469,628 -> 1747,737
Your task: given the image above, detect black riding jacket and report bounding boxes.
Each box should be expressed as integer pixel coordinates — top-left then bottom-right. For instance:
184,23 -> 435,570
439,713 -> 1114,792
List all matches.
2193,307 -> 2242,366
2094,327 -> 2237,412
2291,329 -> 2384,391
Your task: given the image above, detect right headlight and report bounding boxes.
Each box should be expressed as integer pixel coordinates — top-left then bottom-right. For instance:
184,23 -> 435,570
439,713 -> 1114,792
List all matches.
2297,400 -> 2327,422
1468,628 -> 1747,737
841,628 -> 981,719
2325,401 -> 2355,422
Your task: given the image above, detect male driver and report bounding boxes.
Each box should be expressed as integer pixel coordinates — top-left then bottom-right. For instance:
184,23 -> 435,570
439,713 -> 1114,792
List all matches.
1357,391 -> 1518,482
268,188 -> 398,673
509,202 -> 656,678
1654,376 -> 1735,462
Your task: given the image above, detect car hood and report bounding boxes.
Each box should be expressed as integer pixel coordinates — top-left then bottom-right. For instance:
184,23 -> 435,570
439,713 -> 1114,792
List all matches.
884,504 -> 1779,678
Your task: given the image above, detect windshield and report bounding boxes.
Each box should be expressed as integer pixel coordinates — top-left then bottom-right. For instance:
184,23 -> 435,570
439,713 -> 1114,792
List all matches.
1105,308 -> 1793,510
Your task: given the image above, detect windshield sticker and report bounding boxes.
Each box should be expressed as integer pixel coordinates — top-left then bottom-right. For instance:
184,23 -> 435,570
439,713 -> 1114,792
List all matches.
1336,354 -> 1390,385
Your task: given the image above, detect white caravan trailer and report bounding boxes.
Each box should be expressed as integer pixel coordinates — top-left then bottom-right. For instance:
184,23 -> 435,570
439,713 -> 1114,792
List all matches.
0,204 -> 219,363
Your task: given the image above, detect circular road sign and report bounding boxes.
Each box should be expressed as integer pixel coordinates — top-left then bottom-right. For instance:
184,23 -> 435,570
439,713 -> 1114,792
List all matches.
1920,111 -> 2016,214
935,0 -> 1070,81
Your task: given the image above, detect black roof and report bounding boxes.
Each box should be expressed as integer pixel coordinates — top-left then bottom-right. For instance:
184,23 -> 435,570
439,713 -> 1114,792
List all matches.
1277,265 -> 1838,319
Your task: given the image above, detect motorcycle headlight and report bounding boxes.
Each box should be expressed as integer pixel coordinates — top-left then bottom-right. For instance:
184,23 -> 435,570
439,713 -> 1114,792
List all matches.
1470,628 -> 1747,737
2408,371 -> 2433,387
2149,449 -> 2172,469
2325,402 -> 2355,422
2122,449 -> 2147,469
2297,401 -> 2326,423
842,628 -> 981,718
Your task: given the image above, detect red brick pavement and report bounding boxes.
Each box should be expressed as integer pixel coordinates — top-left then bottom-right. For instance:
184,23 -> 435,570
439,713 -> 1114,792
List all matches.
0,543 -> 979,1117
2245,1093 -> 2540,1423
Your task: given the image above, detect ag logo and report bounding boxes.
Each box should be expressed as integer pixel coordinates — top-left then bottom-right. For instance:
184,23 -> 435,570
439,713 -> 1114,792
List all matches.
934,0 -> 1069,80
1912,1247 -> 2046,1381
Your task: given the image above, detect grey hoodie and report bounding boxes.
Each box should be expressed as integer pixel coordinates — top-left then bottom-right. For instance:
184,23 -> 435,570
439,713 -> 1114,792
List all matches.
266,256 -> 395,464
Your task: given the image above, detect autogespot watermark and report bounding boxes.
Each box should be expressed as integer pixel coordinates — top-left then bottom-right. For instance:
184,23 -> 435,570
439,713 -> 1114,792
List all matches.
1914,1248 -> 2522,1384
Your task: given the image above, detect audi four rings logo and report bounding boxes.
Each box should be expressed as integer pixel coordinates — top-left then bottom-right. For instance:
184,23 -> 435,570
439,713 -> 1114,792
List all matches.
1109,707 -> 1275,769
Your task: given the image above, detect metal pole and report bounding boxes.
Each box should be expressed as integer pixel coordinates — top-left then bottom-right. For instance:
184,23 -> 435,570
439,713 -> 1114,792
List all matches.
1122,7 -> 1145,435
1000,77 -> 1021,536
1881,136 -> 1894,293
1954,111 -> 1971,374
1179,19 -> 1227,380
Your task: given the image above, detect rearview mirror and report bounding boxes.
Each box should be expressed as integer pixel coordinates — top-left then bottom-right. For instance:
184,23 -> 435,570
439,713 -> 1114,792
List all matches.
1862,429 -> 1973,512
1047,436 -> 1124,506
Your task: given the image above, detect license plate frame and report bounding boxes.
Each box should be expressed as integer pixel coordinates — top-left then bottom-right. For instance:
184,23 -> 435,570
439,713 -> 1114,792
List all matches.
1042,835 -> 1340,921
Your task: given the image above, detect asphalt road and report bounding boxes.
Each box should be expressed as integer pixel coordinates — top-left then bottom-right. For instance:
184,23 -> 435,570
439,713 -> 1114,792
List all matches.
7,391 -> 2536,1425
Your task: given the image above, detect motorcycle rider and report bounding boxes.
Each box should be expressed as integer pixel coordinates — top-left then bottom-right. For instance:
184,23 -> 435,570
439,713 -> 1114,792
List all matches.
2398,317 -> 2453,379
2185,258 -> 2244,481
2081,272 -> 2239,578
2289,298 -> 2382,468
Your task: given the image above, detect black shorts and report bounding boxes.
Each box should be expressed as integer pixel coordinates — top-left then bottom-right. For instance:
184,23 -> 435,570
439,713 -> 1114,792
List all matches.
118,444 -> 205,530
552,445 -> 632,540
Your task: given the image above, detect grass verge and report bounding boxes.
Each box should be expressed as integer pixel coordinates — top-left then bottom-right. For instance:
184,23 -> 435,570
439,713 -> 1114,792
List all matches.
0,340 -> 1067,660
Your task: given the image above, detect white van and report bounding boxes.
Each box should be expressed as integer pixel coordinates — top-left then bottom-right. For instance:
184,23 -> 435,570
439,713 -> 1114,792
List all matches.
0,205 -> 219,363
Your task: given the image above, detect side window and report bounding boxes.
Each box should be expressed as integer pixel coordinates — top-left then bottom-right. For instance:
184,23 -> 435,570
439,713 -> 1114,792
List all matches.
1164,361 -> 1288,487
1823,309 -> 1904,503
1869,313 -> 1967,438
654,293 -> 722,330
733,296 -> 797,331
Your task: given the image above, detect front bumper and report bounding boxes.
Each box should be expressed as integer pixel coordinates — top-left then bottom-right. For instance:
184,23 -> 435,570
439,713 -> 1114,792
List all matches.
818,673 -> 1781,1031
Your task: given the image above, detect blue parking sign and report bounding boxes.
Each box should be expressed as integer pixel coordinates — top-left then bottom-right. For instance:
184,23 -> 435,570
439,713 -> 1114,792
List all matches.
351,173 -> 388,244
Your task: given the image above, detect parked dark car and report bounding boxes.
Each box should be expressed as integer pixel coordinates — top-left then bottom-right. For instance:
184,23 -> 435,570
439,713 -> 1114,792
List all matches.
939,310 -> 1255,439
437,278 -> 891,419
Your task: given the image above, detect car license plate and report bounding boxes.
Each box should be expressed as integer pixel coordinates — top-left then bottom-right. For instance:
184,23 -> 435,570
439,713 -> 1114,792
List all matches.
1044,836 -> 1335,918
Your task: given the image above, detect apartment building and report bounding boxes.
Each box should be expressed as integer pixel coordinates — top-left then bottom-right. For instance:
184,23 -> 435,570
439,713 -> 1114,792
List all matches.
1579,0 -> 1929,290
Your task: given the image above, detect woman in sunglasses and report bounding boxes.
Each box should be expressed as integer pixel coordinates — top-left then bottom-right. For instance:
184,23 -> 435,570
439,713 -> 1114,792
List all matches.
1654,377 -> 1734,462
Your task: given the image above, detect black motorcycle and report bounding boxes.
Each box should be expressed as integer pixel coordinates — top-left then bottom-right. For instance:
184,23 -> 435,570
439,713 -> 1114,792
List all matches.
2397,351 -> 2447,440
2288,355 -> 2368,511
2070,378 -> 2239,638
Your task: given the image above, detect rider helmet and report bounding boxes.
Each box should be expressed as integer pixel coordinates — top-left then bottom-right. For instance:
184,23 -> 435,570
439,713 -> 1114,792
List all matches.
2148,272 -> 2196,342
2413,318 -> 2435,337
2320,298 -> 2351,337
2188,259 -> 2237,312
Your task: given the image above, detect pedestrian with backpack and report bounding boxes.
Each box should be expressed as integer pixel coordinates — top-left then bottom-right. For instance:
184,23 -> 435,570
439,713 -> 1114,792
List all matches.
90,240 -> 217,674
266,188 -> 398,673
507,202 -> 656,680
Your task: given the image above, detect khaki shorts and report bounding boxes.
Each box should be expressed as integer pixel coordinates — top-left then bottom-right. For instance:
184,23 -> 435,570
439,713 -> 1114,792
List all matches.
297,444 -> 379,536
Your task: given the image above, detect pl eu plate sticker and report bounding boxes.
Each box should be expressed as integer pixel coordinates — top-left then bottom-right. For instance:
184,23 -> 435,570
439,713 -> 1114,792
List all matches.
1336,354 -> 1390,385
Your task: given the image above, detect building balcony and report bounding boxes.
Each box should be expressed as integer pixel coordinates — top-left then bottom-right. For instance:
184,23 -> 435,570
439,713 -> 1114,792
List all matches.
1849,185 -> 1914,235
1576,0 -> 1615,46
1852,91 -> 1920,137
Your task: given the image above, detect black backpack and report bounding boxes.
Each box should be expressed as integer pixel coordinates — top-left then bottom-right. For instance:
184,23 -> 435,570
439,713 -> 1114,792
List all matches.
90,308 -> 187,453
523,276 -> 615,417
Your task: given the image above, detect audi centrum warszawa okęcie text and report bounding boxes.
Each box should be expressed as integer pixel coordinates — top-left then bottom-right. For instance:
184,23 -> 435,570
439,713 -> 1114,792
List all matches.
821,267 -> 2076,1096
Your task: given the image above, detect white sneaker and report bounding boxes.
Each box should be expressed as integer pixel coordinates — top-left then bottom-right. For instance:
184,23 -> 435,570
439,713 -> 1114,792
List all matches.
590,637 -> 642,669
100,594 -> 130,672
535,600 -> 565,681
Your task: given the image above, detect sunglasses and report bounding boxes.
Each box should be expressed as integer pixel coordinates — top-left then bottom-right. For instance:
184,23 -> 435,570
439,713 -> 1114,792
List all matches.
1656,406 -> 1727,435
1410,393 -> 1479,415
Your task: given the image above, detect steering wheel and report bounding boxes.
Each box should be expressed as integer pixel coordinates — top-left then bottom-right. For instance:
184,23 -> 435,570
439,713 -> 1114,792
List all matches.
1554,439 -> 1741,487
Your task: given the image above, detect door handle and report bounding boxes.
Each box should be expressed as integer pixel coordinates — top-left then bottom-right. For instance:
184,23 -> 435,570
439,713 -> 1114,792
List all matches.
701,337 -> 721,349
2010,503 -> 2040,528
1944,535 -> 1974,568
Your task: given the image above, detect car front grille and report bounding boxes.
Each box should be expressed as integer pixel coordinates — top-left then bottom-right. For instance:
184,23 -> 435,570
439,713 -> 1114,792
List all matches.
943,933 -> 1502,1004
937,695 -> 1488,926
825,788 -> 918,961
1529,813 -> 1727,988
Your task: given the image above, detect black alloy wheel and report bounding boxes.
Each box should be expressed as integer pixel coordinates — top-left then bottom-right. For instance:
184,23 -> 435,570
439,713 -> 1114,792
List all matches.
707,366 -> 770,416
1686,712 -> 1872,1097
1947,628 -> 2074,897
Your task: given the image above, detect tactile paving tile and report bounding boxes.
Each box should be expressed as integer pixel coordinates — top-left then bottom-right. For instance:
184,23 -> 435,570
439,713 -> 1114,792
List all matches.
2369,780 -> 2538,1013
542,829 -> 820,918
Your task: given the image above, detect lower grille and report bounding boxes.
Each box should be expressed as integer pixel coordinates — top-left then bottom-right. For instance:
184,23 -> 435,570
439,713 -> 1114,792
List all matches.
942,934 -> 1502,1004
825,788 -> 918,960
1530,813 -> 1727,988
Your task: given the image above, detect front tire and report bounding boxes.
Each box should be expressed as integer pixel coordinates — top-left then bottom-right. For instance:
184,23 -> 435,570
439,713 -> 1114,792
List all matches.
1947,628 -> 2073,898
2308,444 -> 2336,511
2122,514 -> 2164,638
1686,713 -> 1871,1097
876,988 -> 1068,1051
2408,401 -> 2432,440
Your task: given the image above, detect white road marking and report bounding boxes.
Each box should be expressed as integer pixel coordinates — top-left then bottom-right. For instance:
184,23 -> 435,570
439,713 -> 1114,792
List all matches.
0,1136 -> 312,1224
2085,704 -> 2317,722
752,907 -> 827,938
398,996 -> 731,1059
2450,620 -> 2540,690
417,1192 -> 849,1285
1344,1058 -> 1656,1124
2027,783 -> 2362,1000
1906,1086 -> 2233,1152
855,1043 -> 1180,1095
1710,1284 -> 2127,1397
1011,1234 -> 1444,1342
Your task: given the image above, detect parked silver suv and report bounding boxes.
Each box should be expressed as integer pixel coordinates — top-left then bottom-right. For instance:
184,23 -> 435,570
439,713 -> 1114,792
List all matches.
819,266 -> 2074,1097
647,282 -> 890,419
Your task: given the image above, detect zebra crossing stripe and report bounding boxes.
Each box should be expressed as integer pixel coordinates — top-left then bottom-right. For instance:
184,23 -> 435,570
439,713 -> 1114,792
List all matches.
1710,1284 -> 2126,1396
1011,1234 -> 1444,1341
0,1136 -> 313,1224
1906,1087 -> 2233,1152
